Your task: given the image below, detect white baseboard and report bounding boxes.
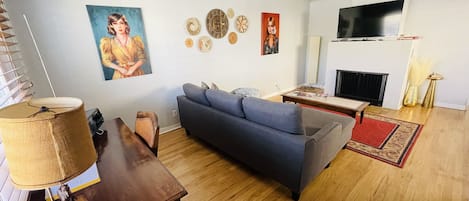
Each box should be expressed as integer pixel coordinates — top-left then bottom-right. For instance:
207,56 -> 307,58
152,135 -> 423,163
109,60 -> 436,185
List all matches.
160,123 -> 181,134
434,102 -> 466,111
466,98 -> 469,111
300,82 -> 324,88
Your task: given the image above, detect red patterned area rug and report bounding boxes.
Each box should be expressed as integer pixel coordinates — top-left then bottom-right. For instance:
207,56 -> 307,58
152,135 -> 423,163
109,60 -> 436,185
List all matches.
347,114 -> 423,168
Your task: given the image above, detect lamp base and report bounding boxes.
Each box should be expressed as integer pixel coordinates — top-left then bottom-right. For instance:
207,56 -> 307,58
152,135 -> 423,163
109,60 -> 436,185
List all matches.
58,184 -> 75,201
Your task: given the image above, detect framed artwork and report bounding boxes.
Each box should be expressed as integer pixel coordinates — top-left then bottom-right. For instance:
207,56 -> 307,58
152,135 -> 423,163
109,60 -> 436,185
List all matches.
261,13 -> 280,55
86,5 -> 152,81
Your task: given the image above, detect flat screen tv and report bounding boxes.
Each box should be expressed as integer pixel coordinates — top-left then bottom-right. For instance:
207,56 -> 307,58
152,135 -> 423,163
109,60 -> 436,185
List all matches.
337,0 -> 404,39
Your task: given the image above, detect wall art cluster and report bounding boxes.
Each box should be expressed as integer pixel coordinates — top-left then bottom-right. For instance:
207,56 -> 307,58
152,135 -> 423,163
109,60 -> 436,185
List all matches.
185,8 -> 249,53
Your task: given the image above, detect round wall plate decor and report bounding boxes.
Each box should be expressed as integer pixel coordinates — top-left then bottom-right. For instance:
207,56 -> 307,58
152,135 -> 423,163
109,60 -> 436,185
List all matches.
186,17 -> 201,35
226,8 -> 235,19
198,36 -> 212,53
236,15 -> 248,33
185,38 -> 194,48
206,9 -> 229,39
228,32 -> 237,45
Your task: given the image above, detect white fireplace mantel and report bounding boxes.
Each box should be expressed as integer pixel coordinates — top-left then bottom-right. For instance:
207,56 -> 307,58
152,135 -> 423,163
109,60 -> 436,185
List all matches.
324,40 -> 415,110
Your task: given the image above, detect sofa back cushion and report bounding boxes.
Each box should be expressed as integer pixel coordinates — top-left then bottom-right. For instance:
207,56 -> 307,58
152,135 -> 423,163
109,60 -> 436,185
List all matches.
205,89 -> 245,118
182,83 -> 210,106
242,97 -> 304,135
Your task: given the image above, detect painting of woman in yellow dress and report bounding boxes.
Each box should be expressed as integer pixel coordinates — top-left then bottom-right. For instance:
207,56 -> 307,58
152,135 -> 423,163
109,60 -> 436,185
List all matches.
87,5 -> 152,80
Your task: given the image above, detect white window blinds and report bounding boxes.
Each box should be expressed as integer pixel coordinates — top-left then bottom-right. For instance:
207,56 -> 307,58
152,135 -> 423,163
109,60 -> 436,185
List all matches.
0,2 -> 32,201
0,1 -> 33,109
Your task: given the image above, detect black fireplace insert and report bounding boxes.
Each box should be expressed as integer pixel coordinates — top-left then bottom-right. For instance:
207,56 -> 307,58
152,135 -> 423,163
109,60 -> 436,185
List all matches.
335,69 -> 388,106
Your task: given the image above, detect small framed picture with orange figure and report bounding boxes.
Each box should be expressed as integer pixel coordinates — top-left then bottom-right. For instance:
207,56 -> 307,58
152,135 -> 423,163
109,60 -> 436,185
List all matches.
261,13 -> 279,55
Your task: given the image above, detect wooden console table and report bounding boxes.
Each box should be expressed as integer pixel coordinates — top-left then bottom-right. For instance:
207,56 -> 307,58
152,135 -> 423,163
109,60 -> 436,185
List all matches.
282,91 -> 369,124
29,118 -> 187,201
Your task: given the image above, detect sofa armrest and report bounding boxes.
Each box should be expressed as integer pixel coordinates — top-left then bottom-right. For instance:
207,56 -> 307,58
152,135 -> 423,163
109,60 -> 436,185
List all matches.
300,121 -> 343,190
305,121 -> 341,140
302,107 -> 355,145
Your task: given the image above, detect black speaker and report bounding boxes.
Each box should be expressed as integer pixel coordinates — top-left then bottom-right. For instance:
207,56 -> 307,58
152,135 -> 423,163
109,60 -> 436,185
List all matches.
86,108 -> 104,136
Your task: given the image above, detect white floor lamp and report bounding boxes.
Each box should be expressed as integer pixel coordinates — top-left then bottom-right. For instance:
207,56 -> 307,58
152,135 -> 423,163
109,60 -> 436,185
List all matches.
23,14 -> 56,97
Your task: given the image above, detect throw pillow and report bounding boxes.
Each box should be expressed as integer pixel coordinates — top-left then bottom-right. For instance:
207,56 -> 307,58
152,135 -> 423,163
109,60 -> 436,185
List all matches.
211,82 -> 219,90
201,81 -> 210,89
231,88 -> 261,97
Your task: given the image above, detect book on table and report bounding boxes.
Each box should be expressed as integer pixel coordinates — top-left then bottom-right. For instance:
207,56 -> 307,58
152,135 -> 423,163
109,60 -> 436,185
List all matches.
45,163 -> 101,201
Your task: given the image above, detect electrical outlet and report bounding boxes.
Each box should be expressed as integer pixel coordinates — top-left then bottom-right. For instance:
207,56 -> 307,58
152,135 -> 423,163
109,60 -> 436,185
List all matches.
172,109 -> 178,117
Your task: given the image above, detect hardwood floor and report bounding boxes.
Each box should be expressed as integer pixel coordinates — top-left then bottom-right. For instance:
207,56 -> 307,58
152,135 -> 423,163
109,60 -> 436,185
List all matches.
158,105 -> 469,201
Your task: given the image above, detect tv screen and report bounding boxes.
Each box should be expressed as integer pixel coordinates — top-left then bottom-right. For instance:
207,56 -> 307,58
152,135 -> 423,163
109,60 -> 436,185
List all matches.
337,0 -> 404,39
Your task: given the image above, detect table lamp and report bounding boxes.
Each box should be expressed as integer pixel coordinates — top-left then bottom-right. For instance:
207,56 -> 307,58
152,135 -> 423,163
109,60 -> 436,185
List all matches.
0,97 -> 97,201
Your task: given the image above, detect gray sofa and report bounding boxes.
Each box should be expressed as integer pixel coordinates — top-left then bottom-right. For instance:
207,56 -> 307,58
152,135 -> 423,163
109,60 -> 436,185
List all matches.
177,83 -> 355,200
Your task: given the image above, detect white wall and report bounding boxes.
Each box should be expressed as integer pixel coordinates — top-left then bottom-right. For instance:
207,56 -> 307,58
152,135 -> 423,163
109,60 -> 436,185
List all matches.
404,0 -> 469,109
5,0 -> 309,130
309,0 -> 469,110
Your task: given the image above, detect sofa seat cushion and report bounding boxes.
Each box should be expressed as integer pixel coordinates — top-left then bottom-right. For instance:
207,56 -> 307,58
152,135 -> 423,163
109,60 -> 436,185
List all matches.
183,83 -> 210,106
206,89 -> 245,118
242,97 -> 304,135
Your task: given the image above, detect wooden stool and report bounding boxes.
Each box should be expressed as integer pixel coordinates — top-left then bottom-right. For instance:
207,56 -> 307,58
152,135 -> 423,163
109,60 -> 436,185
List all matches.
135,111 -> 159,156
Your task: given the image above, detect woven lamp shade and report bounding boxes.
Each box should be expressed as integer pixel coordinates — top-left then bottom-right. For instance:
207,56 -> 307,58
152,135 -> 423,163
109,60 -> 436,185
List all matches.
0,97 -> 97,190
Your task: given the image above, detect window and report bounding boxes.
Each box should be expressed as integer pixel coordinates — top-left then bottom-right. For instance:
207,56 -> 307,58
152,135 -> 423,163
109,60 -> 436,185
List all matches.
0,2 -> 33,108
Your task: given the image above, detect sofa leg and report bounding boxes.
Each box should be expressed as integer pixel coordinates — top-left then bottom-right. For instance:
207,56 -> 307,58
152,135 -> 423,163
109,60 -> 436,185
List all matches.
184,129 -> 191,136
325,162 -> 331,169
343,144 -> 347,149
291,191 -> 300,201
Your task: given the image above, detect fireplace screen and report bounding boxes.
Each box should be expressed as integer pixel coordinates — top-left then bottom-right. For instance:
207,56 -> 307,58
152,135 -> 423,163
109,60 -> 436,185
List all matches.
335,70 -> 388,106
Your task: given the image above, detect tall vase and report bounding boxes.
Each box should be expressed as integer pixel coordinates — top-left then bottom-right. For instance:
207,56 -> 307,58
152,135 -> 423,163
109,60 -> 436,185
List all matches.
403,85 -> 418,106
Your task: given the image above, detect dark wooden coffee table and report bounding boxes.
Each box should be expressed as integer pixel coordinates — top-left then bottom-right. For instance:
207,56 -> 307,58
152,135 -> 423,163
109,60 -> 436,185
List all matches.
282,91 -> 369,124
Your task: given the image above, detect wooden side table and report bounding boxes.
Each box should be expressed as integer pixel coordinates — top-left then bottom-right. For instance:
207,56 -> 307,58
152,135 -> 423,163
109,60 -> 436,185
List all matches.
422,73 -> 443,108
